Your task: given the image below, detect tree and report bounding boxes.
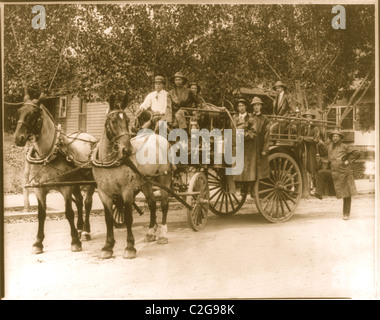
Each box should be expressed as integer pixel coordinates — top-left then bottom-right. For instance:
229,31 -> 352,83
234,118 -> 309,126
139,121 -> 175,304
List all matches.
4,3 -> 375,118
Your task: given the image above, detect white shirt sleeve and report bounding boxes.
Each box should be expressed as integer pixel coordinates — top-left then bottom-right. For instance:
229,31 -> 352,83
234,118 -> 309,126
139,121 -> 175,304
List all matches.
140,92 -> 153,110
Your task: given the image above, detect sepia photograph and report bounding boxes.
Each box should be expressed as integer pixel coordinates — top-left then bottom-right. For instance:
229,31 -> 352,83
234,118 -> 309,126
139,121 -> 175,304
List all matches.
1,1 -> 378,301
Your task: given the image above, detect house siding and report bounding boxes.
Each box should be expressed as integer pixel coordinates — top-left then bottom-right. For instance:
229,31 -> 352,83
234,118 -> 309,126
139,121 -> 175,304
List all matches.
87,101 -> 109,139
66,96 -> 80,134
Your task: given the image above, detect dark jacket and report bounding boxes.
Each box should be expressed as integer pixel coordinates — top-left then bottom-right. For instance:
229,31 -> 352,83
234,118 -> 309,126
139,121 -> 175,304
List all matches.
273,92 -> 294,116
232,113 -> 257,182
252,113 -> 271,180
320,141 -> 360,199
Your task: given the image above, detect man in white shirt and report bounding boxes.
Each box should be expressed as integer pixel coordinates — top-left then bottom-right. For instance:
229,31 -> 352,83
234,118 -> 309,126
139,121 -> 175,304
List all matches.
137,75 -> 172,132
140,75 -> 168,114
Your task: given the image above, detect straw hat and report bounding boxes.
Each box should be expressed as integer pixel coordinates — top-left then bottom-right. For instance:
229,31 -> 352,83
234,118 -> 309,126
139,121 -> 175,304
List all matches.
273,80 -> 287,90
153,75 -> 166,84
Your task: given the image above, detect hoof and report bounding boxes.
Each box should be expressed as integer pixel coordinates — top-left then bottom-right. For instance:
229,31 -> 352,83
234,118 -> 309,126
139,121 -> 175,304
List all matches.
145,234 -> 156,242
99,250 -> 113,259
123,249 -> 137,259
71,243 -> 82,252
81,232 -> 91,241
32,245 -> 43,254
157,237 -> 168,245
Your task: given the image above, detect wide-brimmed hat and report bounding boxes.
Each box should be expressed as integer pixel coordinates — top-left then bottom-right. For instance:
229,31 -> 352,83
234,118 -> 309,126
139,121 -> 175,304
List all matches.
188,82 -> 201,94
153,75 -> 166,84
171,71 -> 188,84
329,129 -> 344,140
273,80 -> 287,90
302,110 -> 316,119
250,96 -> 264,105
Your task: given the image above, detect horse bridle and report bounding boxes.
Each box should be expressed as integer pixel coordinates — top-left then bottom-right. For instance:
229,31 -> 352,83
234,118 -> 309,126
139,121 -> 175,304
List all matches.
106,110 -> 132,147
17,101 -> 44,140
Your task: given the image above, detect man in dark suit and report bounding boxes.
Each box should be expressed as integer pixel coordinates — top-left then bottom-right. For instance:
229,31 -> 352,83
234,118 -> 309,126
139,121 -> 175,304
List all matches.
272,80 -> 295,116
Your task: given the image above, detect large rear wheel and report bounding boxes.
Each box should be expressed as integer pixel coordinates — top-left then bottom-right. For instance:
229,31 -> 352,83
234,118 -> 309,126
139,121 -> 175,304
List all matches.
254,152 -> 302,223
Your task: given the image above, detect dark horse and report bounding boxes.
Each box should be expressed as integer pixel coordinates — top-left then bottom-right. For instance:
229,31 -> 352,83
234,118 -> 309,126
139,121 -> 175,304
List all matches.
14,91 -> 97,254
92,95 -> 172,259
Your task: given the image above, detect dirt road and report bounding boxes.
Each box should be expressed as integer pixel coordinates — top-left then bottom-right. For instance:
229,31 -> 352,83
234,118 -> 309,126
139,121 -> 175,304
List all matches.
3,194 -> 378,299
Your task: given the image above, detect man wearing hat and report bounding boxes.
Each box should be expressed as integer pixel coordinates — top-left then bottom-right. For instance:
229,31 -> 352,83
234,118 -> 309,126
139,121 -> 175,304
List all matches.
137,75 -> 172,131
232,98 -> 257,195
140,75 -> 168,114
299,110 -> 325,191
314,129 -> 360,220
168,72 -> 199,129
272,80 -> 295,116
251,96 -> 271,184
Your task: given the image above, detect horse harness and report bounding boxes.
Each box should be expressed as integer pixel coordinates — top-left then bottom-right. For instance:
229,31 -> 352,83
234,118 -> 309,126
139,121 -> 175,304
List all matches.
22,102 -> 96,168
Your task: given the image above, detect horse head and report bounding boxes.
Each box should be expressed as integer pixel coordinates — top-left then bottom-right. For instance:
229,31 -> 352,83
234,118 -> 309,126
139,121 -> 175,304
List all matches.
14,91 -> 46,146
105,94 -> 133,158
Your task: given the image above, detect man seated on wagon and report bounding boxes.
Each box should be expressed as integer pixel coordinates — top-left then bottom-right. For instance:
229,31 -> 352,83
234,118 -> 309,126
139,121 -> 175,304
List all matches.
168,72 -> 200,130
135,75 -> 172,133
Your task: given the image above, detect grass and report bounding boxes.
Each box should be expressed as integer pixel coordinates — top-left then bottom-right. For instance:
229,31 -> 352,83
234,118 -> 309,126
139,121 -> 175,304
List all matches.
3,132 -> 29,194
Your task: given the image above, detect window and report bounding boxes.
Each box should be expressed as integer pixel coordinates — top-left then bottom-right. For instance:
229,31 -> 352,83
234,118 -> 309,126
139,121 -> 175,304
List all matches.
59,96 -> 67,118
339,107 -> 354,130
78,98 -> 87,132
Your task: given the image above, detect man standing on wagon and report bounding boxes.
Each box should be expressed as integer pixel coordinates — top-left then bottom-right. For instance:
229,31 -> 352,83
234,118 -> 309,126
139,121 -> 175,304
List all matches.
251,97 -> 271,189
272,80 -> 295,116
232,99 -> 257,196
314,129 -> 360,220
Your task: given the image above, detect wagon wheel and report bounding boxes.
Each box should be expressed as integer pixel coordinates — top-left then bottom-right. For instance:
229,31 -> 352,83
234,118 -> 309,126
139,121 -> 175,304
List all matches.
254,152 -> 302,223
112,191 -> 141,228
207,169 -> 247,217
113,204 -> 125,228
187,172 -> 209,231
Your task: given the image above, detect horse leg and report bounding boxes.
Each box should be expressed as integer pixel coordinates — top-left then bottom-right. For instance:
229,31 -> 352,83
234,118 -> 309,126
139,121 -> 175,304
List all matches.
61,187 -> 82,252
98,189 -> 115,259
82,185 -> 95,241
72,186 -> 84,239
157,175 -> 170,244
123,201 -> 136,259
32,188 -> 48,254
140,184 -> 157,242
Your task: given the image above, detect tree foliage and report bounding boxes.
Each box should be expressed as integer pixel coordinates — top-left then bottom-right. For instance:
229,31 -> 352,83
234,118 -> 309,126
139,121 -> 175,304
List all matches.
4,3 -> 375,116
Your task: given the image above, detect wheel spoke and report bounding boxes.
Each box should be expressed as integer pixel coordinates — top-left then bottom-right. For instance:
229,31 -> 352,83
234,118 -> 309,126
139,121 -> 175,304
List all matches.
282,171 -> 298,184
281,190 -> 296,204
279,192 -> 292,213
219,193 -> 225,212
283,181 -> 300,188
227,193 -> 236,211
258,187 -> 275,195
209,188 -> 222,201
262,189 -> 276,202
272,159 -> 279,181
259,180 -> 275,188
212,188 -> 223,206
